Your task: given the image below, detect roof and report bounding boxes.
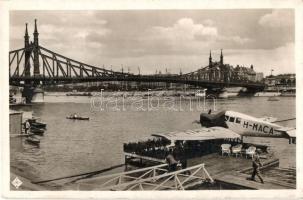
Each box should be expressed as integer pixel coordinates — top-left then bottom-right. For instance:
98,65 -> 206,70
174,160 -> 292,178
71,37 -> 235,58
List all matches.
9,110 -> 23,115
152,127 -> 240,141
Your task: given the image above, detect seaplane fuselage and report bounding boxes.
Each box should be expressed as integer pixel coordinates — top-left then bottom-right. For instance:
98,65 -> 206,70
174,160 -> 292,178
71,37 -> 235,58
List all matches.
200,110 -> 288,138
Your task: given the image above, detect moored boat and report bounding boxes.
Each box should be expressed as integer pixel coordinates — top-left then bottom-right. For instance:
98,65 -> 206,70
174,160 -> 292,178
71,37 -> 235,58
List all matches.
195,89 -> 207,97
30,121 -> 47,129
268,96 -> 279,101
26,136 -> 40,145
30,127 -> 44,136
66,92 -> 92,96
26,117 -> 47,129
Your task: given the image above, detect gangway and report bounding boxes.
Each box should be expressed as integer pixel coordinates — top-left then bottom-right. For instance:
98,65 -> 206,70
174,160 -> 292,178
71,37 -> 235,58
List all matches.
76,163 -> 213,190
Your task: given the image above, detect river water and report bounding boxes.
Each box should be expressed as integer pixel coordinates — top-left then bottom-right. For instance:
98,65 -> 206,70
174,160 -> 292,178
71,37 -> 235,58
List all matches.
10,93 -> 296,183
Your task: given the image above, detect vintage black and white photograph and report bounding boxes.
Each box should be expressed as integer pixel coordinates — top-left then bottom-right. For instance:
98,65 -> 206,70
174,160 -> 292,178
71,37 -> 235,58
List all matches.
3,2 -> 300,196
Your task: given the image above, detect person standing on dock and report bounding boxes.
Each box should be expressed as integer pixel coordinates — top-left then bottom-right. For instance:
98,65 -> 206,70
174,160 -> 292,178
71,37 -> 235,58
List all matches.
250,150 -> 264,184
24,120 -> 31,135
166,149 -> 178,172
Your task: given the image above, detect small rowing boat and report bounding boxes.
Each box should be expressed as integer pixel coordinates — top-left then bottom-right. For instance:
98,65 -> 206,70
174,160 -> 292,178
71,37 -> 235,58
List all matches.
66,116 -> 90,120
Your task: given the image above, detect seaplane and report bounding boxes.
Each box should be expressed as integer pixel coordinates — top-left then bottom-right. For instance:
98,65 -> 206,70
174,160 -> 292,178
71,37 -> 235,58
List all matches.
199,110 -> 296,144
152,110 -> 296,144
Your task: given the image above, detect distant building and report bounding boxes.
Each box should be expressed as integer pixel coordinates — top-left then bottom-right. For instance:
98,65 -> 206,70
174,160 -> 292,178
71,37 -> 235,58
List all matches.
191,50 -> 262,83
264,74 -> 296,87
255,72 -> 264,82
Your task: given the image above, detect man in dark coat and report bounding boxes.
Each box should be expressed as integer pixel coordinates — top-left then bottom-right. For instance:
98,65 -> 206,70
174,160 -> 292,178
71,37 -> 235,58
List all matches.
250,149 -> 264,184
166,149 -> 178,172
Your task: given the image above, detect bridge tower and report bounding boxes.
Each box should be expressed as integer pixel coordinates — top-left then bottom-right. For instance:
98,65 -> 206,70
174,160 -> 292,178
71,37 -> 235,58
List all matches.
22,20 -> 44,103
209,50 -> 213,81
24,23 -> 31,77
33,19 -> 40,77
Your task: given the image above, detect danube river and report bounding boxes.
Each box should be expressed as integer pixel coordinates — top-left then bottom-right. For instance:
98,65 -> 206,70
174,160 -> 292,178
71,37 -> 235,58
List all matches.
10,93 -> 296,184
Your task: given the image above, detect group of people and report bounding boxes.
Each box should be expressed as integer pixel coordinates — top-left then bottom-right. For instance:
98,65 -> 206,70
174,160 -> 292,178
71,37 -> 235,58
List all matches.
123,138 -> 171,158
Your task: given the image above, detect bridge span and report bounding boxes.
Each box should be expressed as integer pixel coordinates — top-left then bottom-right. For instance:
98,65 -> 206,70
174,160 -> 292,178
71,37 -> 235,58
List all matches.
9,20 -> 265,102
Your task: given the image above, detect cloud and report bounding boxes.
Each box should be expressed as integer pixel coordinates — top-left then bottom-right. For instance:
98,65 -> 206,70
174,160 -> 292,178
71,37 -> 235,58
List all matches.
148,18 -> 218,41
10,15 -> 111,64
259,10 -> 294,28
88,43 -> 294,75
136,18 -> 253,57
203,19 -> 215,26
218,35 -> 254,46
225,42 -> 294,75
9,11 -> 294,76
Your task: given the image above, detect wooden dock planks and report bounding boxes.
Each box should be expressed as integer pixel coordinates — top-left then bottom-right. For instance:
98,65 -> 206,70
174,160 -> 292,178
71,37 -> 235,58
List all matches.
216,171 -> 295,189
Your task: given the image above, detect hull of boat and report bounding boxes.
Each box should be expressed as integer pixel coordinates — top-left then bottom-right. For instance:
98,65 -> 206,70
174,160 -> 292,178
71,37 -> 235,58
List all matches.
26,137 -> 40,145
66,117 -> 89,120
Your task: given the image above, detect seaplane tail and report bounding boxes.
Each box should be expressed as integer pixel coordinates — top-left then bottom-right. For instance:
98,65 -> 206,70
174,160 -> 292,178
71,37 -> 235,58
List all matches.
199,110 -> 296,144
275,127 -> 296,144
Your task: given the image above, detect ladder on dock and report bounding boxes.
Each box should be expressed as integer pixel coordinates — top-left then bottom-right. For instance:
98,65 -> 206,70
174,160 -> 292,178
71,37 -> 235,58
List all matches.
76,163 -> 213,190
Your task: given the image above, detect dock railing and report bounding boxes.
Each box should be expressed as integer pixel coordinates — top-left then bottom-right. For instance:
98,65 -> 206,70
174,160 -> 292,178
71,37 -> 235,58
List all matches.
76,163 -> 213,190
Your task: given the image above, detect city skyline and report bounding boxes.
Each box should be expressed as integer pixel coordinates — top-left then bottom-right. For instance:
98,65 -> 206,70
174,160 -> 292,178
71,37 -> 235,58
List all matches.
10,9 -> 294,76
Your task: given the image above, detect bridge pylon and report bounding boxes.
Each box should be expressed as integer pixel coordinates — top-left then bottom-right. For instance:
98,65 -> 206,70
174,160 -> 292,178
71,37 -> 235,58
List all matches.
21,20 -> 44,103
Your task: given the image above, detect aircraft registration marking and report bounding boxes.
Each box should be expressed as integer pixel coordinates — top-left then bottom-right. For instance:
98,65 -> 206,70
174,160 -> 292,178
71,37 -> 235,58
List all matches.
242,121 -> 274,134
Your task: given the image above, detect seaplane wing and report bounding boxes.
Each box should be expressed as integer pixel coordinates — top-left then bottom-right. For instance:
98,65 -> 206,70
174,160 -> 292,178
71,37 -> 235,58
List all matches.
152,127 -> 240,141
258,116 -> 278,123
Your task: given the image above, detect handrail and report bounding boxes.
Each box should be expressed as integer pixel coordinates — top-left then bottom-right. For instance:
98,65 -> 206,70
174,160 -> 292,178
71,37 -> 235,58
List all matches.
77,162 -> 213,190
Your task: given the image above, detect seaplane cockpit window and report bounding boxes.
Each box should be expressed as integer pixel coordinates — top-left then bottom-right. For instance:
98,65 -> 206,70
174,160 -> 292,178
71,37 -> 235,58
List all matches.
236,118 -> 241,124
229,117 -> 235,122
225,115 -> 229,121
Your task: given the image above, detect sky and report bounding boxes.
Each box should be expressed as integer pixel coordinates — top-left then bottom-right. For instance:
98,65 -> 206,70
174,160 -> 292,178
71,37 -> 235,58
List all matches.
9,10 -> 294,76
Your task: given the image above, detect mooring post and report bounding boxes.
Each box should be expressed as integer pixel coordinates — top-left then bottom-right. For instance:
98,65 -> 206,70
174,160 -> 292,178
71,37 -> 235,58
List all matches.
125,155 -> 128,171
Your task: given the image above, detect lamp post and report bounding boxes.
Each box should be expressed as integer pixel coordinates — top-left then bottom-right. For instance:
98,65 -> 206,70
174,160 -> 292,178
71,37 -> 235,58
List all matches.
147,88 -> 151,111
100,88 -> 104,111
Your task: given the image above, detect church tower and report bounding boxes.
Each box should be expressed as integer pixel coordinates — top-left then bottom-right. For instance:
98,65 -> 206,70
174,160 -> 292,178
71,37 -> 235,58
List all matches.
209,50 -> 212,68
220,49 -> 223,65
33,19 -> 40,76
24,23 -> 31,77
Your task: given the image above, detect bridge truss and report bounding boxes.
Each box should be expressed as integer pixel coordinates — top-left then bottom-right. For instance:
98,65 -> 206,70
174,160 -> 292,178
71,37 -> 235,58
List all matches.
9,44 -> 265,90
9,45 -> 126,81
